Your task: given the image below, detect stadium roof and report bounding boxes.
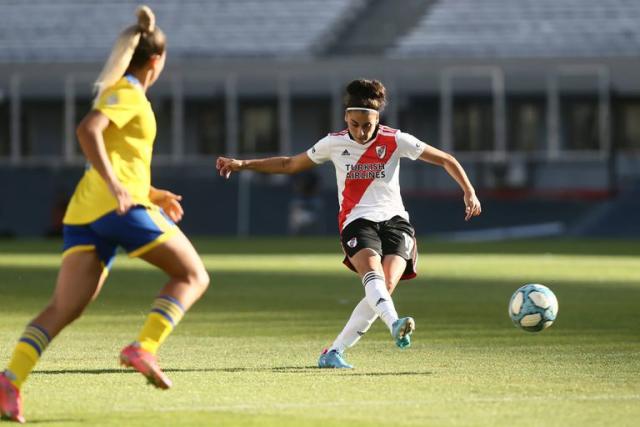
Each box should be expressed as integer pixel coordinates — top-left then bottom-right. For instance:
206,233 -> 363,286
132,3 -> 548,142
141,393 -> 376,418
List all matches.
0,0 -> 361,62
391,0 -> 640,58
0,0 -> 639,63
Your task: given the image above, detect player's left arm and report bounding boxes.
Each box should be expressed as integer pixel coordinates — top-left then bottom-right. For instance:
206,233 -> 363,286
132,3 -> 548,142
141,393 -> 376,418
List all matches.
418,145 -> 482,221
149,186 -> 184,223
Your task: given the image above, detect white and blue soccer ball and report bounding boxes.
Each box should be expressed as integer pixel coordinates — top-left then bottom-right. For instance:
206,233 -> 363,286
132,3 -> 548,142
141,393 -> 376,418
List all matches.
508,284 -> 558,332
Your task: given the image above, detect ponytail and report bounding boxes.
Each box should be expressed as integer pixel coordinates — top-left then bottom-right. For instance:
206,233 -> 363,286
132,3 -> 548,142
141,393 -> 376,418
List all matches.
93,5 -> 165,101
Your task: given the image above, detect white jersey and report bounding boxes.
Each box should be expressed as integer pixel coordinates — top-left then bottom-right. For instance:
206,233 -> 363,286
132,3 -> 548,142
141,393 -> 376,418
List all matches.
306,125 -> 428,231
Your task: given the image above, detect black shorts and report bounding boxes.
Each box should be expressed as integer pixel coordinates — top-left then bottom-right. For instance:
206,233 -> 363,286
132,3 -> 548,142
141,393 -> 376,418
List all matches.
340,216 -> 418,280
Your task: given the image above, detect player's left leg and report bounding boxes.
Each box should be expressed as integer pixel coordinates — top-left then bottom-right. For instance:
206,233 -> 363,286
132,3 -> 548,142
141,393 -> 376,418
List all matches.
382,255 -> 406,294
1,249 -> 108,423
378,216 -> 418,347
382,255 -> 412,348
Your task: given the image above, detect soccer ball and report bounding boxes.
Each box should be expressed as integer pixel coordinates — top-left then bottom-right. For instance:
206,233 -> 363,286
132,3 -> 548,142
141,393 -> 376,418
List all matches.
508,284 -> 558,332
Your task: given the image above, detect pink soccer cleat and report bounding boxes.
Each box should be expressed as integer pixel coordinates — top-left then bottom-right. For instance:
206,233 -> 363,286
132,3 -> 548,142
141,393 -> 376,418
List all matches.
0,372 -> 25,424
119,344 -> 172,390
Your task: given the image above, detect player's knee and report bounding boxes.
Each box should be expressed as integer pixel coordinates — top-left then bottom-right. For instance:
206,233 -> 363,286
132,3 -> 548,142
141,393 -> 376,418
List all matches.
188,267 -> 210,293
199,269 -> 210,291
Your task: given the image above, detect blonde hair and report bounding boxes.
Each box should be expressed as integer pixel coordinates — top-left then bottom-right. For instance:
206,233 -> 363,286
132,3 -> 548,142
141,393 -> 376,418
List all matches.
93,5 -> 165,99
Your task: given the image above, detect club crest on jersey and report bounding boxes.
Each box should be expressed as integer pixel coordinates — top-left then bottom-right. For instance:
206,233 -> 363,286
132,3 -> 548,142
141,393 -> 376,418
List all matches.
376,145 -> 387,159
106,94 -> 118,106
347,237 -> 358,248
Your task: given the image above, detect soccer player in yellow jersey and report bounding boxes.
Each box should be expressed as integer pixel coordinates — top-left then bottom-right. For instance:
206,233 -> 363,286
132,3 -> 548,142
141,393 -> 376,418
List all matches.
0,6 -> 209,423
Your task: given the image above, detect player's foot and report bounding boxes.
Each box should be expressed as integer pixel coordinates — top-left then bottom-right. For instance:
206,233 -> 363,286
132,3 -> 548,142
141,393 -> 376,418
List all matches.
119,343 -> 172,390
0,372 -> 25,424
392,317 -> 415,348
318,349 -> 353,369
396,334 -> 411,349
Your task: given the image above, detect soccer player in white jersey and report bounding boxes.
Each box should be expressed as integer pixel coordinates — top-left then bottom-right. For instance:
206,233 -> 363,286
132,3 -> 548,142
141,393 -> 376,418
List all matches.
217,79 -> 481,368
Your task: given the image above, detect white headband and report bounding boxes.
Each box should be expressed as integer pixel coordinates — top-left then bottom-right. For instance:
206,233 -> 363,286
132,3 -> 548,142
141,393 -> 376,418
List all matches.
346,107 -> 379,114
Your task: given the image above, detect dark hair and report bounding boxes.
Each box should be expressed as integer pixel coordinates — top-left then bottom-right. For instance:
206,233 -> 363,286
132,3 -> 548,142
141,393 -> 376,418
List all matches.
128,6 -> 166,70
343,79 -> 387,112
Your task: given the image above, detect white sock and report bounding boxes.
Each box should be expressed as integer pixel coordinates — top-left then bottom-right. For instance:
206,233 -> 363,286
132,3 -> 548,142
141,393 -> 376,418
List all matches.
329,298 -> 378,353
362,271 -> 398,332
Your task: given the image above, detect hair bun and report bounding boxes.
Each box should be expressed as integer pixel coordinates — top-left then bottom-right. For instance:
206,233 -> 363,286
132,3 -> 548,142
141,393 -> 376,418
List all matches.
136,5 -> 155,33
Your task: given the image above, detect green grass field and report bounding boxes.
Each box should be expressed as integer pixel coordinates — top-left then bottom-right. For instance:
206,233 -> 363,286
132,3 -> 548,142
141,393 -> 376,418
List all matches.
1,238 -> 639,426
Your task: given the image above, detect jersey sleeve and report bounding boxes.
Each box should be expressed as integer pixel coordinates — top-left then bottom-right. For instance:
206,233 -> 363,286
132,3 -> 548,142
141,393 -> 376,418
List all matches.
396,131 -> 428,160
306,136 -> 332,164
94,86 -> 140,129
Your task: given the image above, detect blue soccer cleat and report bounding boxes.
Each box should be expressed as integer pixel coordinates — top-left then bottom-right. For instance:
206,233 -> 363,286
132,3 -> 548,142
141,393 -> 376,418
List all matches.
392,317 -> 415,348
318,349 -> 353,369
396,334 -> 411,349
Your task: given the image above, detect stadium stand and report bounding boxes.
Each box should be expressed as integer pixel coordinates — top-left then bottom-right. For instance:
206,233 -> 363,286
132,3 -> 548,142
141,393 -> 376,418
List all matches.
0,0 -> 364,61
392,0 -> 640,58
322,0 -> 436,55
1,0 -> 639,237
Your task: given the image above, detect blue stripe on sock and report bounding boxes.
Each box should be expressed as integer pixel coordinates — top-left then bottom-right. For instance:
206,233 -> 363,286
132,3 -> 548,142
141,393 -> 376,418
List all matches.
150,308 -> 176,326
29,323 -> 51,342
19,337 -> 42,356
23,331 -> 47,350
157,295 -> 185,312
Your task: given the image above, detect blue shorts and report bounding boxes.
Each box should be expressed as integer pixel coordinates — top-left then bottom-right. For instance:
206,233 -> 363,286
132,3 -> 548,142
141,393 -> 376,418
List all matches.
62,206 -> 177,269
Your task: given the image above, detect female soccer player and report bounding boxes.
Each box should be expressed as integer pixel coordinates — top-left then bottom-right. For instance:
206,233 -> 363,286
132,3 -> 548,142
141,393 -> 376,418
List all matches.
0,6 -> 209,423
217,79 -> 481,369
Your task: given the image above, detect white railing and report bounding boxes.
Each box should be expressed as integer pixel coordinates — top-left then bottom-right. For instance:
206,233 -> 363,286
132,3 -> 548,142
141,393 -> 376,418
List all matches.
0,64 -> 616,167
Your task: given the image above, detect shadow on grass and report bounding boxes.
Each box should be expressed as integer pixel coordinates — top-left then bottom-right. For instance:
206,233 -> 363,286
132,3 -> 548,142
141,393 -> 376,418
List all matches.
27,420 -> 85,425
33,366 -> 317,375
33,366 -> 433,376
341,371 -> 433,377
4,237 -> 640,256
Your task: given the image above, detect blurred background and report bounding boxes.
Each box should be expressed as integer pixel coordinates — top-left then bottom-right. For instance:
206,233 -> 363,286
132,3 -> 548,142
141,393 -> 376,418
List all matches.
0,0 -> 639,239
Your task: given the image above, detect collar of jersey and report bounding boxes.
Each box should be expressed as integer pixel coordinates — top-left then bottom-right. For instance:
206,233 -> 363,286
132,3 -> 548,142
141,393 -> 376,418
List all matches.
124,74 -> 142,88
347,126 -> 380,147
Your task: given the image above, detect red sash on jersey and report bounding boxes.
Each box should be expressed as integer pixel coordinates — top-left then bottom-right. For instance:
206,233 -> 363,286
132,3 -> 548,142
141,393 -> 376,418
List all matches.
338,127 -> 398,232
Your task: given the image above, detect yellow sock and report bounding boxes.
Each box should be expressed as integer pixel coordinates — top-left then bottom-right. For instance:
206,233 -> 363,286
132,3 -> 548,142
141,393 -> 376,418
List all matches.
5,324 -> 51,389
137,296 -> 185,355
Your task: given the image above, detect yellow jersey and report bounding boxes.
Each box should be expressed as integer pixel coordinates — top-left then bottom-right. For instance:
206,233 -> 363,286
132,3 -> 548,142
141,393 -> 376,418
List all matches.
63,76 -> 157,225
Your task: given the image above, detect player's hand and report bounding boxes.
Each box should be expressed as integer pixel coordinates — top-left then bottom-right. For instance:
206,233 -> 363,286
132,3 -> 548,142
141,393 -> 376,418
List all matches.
464,192 -> 482,221
108,181 -> 134,216
149,188 -> 184,223
216,157 -> 244,179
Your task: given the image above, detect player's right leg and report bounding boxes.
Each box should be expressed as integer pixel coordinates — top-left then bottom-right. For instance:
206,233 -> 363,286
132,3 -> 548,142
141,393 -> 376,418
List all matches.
120,226 -> 209,389
1,248 -> 107,423
348,249 -> 413,343
321,255 -> 409,367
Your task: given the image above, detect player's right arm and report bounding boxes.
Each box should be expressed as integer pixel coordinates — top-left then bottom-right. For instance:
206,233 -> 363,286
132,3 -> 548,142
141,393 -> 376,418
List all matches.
216,152 -> 317,179
76,110 -> 133,214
